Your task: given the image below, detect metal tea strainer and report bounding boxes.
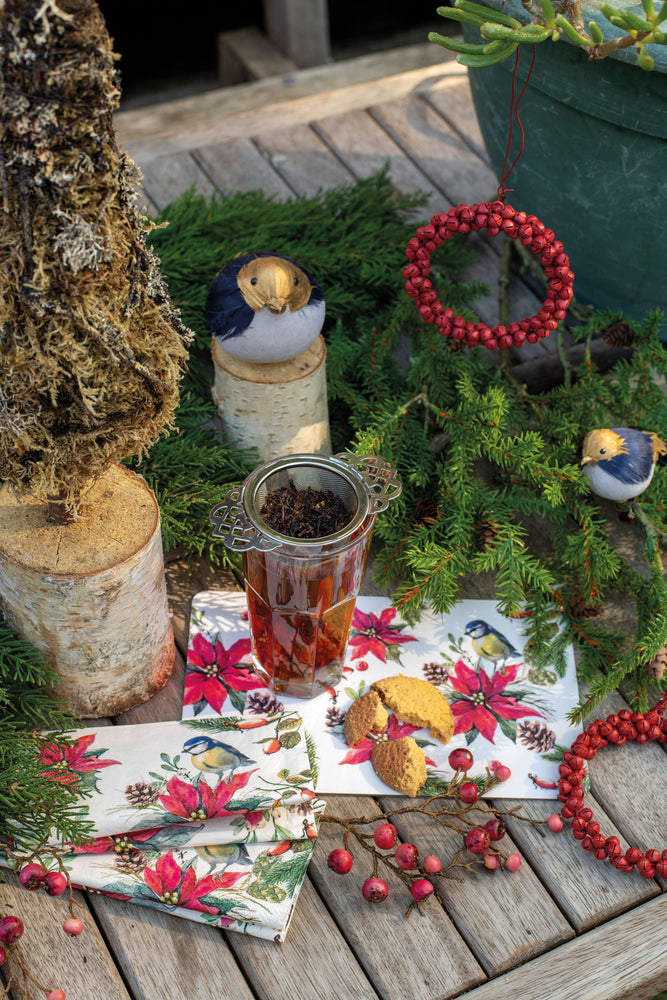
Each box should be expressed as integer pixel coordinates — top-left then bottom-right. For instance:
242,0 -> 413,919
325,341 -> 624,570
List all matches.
210,452 -> 402,552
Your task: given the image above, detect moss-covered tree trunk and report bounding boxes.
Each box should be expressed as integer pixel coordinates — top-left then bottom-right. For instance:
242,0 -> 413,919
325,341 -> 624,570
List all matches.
0,0 -> 191,509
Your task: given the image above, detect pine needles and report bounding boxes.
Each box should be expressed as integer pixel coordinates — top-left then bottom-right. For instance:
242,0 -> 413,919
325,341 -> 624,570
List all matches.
0,624 -> 93,851
138,171 -> 667,719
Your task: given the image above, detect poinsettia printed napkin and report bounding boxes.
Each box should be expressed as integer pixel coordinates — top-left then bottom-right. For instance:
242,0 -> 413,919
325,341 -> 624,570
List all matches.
2,716 -> 322,942
183,591 -> 582,799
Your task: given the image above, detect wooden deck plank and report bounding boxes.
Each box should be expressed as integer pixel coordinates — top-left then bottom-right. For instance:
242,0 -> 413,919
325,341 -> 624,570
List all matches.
422,75 -> 490,162
226,877 -> 382,1000
585,690 -> 667,854
310,795 -> 487,1000
497,797 -> 659,932
139,151 -> 216,211
114,47 -> 459,161
252,122 -> 355,198
88,892 -> 256,1000
375,797 -> 574,977
446,894 -> 667,1000
194,137 -> 294,199
0,871 -> 130,1000
369,93 -> 496,215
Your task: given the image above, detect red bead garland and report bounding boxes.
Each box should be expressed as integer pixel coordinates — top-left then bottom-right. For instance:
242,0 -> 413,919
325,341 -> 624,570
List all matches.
403,202 -> 575,350
559,692 -> 667,877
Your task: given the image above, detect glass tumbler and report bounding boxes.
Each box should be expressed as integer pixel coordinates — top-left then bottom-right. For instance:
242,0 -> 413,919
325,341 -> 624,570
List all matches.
210,453 -> 401,698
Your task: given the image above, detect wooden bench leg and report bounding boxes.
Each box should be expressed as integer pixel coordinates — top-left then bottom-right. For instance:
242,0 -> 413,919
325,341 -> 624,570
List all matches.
263,0 -> 331,67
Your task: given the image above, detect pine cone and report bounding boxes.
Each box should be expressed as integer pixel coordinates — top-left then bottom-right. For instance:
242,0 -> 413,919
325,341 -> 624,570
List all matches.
647,647 -> 667,681
476,519 -> 498,553
446,336 -> 466,352
602,321 -> 634,349
414,498 -> 439,524
568,591 -> 602,619
326,706 -> 345,728
518,720 -> 556,752
125,782 -> 159,806
422,661 -> 450,685
245,690 -> 284,715
115,848 -> 147,876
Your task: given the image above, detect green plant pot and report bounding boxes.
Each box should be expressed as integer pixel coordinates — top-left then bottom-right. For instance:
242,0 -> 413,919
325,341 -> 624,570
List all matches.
462,18 -> 667,321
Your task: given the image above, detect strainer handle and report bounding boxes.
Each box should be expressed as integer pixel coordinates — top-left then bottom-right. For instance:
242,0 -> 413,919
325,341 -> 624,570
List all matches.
210,487 -> 281,551
334,453 -> 402,512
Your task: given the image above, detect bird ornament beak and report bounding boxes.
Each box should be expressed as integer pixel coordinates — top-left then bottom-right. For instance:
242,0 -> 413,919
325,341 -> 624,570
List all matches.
237,255 -> 311,315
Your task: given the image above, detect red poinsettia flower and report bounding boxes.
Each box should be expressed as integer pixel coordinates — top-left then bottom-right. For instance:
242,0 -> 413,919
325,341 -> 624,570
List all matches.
158,769 -> 255,822
447,660 -> 542,744
184,633 -> 258,713
143,852 -> 245,914
37,733 -> 121,786
348,606 -> 417,663
340,714 -> 436,767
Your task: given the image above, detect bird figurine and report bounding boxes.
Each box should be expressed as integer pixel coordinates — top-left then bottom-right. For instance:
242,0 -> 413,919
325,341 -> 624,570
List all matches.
195,842 -> 252,874
464,620 -> 520,667
581,427 -> 667,502
183,736 -> 256,779
205,251 -> 326,364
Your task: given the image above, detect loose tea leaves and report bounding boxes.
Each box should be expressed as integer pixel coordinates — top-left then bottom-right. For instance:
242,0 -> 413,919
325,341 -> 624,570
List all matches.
260,483 -> 351,538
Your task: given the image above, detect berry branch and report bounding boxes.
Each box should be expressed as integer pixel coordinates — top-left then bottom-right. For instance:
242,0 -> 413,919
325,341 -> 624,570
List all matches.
323,750 -> 562,913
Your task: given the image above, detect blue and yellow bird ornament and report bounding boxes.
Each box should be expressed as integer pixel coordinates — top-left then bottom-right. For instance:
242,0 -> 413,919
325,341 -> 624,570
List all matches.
205,251 -> 326,364
183,736 -> 256,779
465,619 -> 520,667
581,427 -> 667,502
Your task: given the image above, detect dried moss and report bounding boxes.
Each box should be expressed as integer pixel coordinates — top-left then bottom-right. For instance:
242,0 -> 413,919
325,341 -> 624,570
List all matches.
0,0 -> 192,507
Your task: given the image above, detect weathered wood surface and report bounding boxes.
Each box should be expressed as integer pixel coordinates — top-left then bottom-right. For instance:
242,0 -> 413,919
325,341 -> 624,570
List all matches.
3,49 -> 664,1000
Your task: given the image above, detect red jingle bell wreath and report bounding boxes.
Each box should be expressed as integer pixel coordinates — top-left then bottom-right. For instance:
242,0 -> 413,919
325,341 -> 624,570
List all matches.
403,201 -> 575,350
558,692 -> 667,877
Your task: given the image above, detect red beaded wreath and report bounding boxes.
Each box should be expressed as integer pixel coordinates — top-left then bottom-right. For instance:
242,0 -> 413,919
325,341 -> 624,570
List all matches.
558,692 -> 667,877
403,201 -> 575,350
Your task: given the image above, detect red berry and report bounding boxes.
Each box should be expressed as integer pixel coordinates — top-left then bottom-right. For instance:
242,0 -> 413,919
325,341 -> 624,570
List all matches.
547,813 -> 564,833
448,748 -> 474,771
504,853 -> 522,873
44,871 -> 68,896
362,877 -> 389,903
484,817 -> 506,841
492,763 -> 512,782
636,858 -> 656,879
19,862 -> 47,891
483,851 -> 500,870
263,739 -> 281,754
465,827 -> 490,854
327,849 -> 353,874
62,917 -> 83,936
395,843 -> 419,870
0,915 -> 24,946
410,878 -> 434,902
423,854 -> 442,874
373,823 -> 397,850
356,660 -> 369,671
46,991 -> 67,1000
459,781 -> 478,804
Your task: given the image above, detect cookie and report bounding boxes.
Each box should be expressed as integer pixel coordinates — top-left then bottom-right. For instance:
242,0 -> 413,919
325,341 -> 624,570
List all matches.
371,736 -> 427,797
344,690 -> 389,746
371,674 -> 454,744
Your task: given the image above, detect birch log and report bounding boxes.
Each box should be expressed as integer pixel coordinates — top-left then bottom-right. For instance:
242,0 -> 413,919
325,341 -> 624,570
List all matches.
211,334 -> 331,461
0,464 -> 175,717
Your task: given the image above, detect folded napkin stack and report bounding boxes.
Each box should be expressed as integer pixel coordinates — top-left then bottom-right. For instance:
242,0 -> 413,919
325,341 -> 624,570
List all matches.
3,714 -> 322,942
